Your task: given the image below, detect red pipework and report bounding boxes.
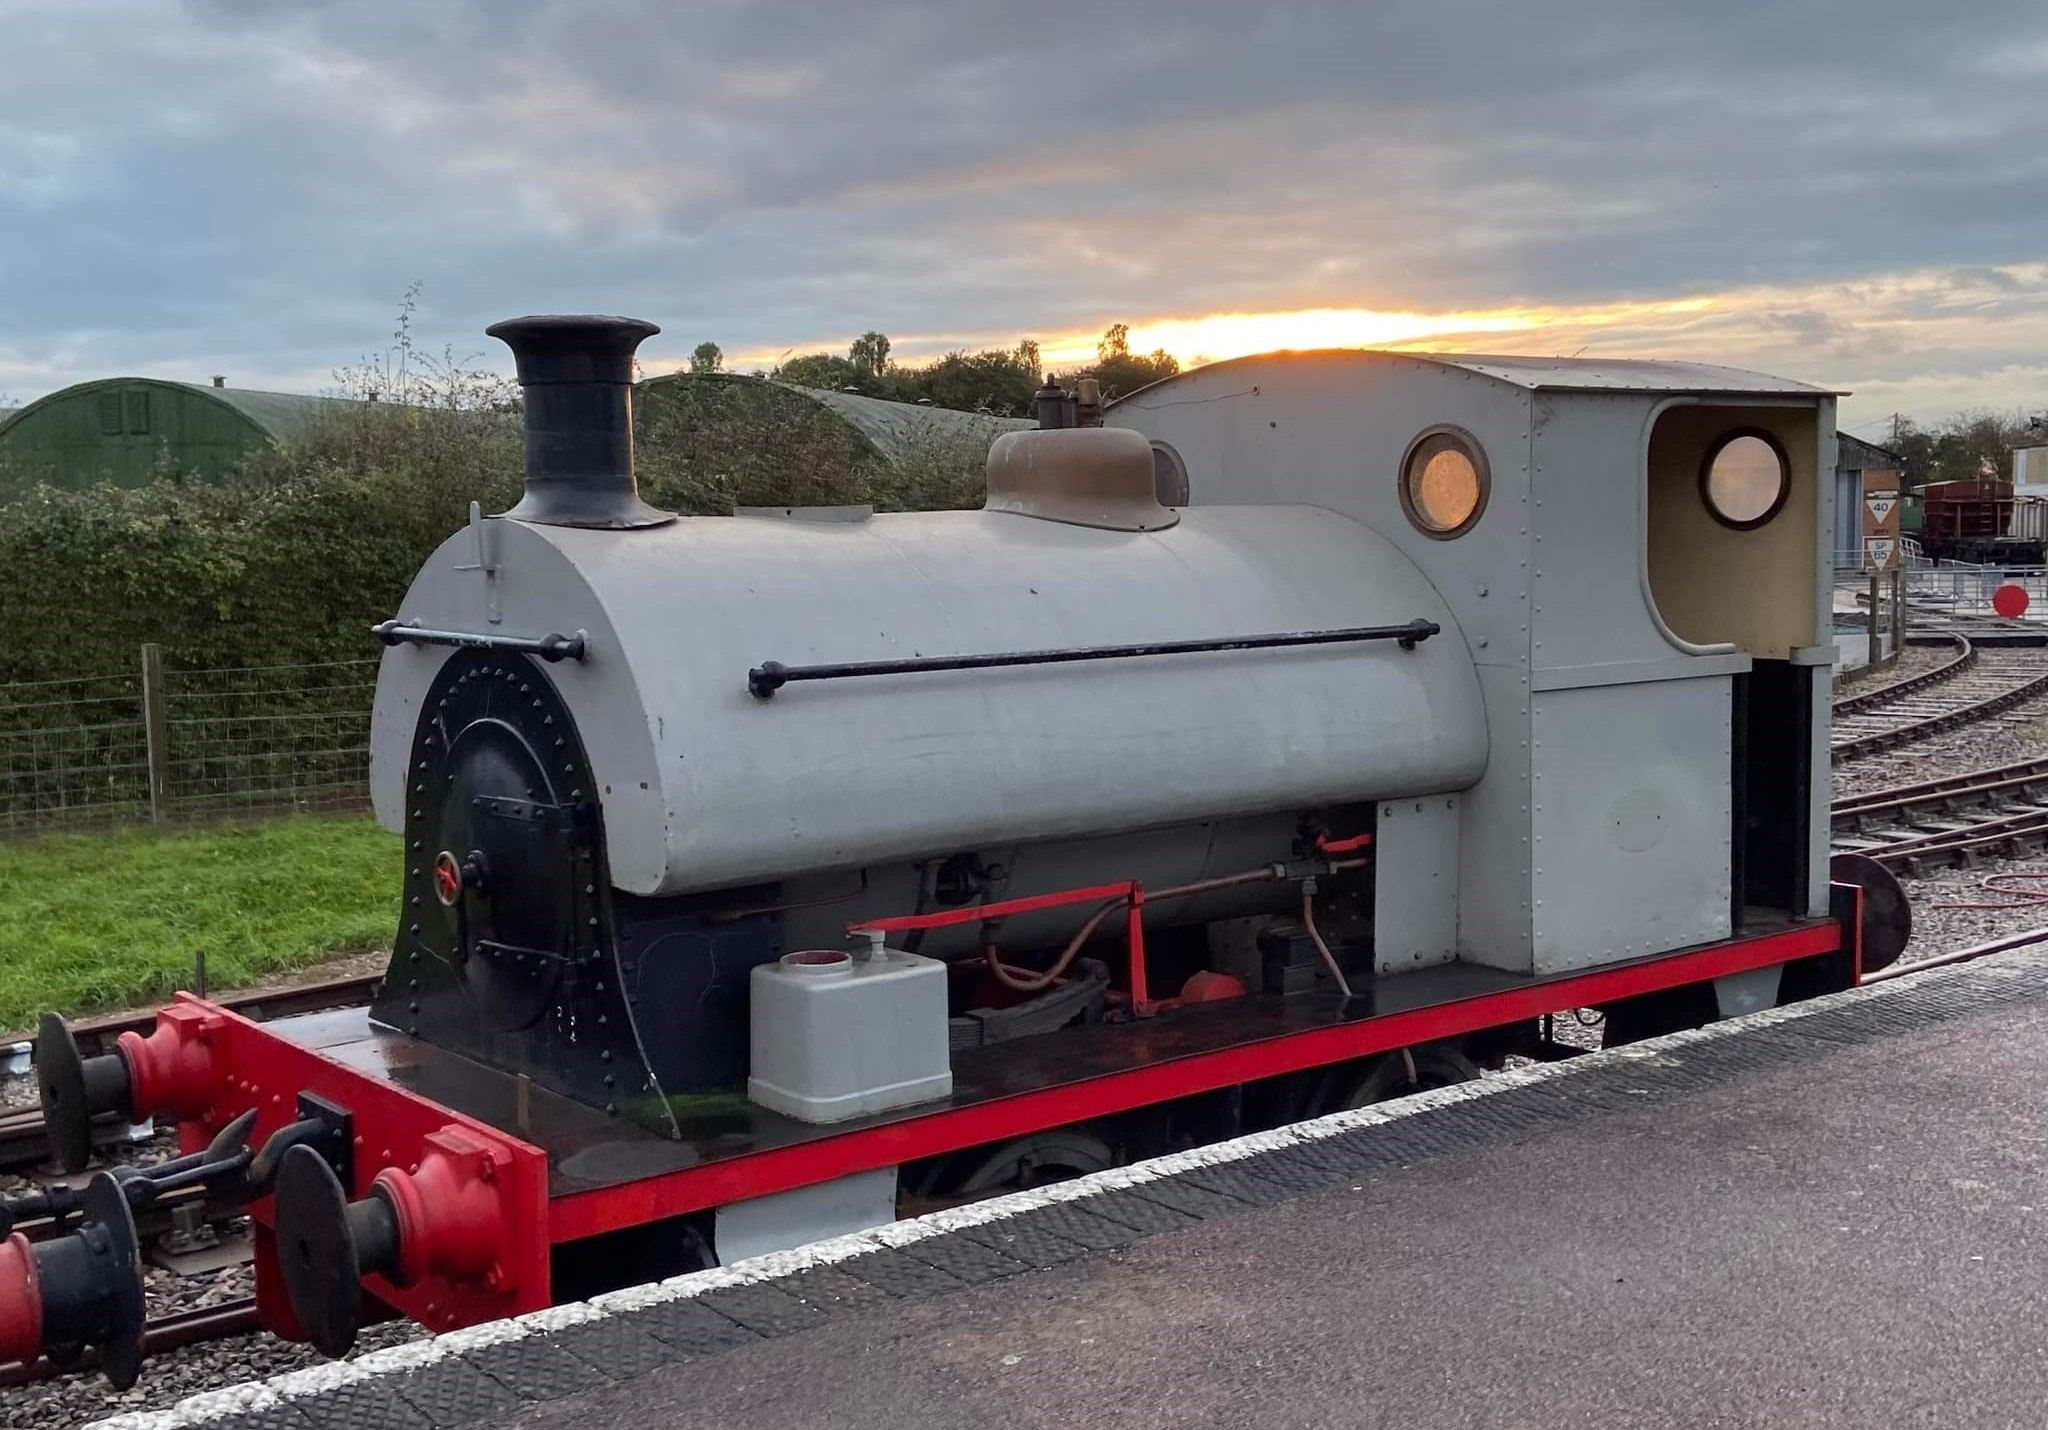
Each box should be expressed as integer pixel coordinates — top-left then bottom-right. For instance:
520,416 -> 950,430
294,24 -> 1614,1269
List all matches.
850,882 -> 1137,934
373,1126 -> 518,1294
1124,887 -> 1152,1015
0,1234 -> 42,1366
1314,830 -> 1374,856
852,880 -> 1157,1015
115,1003 -> 224,1123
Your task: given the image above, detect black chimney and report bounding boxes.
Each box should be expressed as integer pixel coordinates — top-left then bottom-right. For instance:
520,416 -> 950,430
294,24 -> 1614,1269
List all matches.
486,314 -> 674,529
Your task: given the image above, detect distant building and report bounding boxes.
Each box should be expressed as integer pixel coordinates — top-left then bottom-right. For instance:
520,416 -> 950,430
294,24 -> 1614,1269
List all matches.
2014,444 -> 2048,497
0,377 -> 355,488
636,373 -> 1031,470
632,373 -> 1033,511
1834,432 -> 1906,566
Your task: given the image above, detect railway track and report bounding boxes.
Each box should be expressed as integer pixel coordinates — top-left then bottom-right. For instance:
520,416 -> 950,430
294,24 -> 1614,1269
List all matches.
5,968 -> 385,1065
0,970 -> 382,1175
1832,644 -> 2048,760
1832,755 -> 2048,872
1831,633 -> 1973,716
0,1298 -> 260,1388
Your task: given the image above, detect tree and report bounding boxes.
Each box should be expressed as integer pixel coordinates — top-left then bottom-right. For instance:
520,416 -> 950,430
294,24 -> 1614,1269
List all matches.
777,352 -> 862,390
1889,409 -> 2039,489
689,341 -> 723,374
915,350 -> 1041,416
1078,321 -> 1179,400
850,331 -> 892,379
1013,338 -> 1042,382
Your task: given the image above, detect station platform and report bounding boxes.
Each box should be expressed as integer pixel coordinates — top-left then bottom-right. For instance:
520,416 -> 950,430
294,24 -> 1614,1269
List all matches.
107,944 -> 2048,1430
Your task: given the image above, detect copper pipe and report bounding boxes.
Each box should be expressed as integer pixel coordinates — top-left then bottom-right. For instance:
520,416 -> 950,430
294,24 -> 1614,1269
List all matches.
980,864 -> 1294,992
979,859 -> 1370,996
982,898 -> 1124,992
1298,879 -> 1357,998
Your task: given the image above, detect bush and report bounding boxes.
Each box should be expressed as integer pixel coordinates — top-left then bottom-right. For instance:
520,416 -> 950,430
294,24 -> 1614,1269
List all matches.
0,404 -> 523,685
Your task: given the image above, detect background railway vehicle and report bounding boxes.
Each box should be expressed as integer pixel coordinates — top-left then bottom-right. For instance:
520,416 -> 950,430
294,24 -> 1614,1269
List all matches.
1917,476 -> 2048,565
2,318 -> 1897,1386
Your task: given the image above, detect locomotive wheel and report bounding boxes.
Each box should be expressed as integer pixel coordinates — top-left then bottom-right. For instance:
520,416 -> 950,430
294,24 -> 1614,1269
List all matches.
1337,1043 -> 1479,1110
952,1130 -> 1119,1195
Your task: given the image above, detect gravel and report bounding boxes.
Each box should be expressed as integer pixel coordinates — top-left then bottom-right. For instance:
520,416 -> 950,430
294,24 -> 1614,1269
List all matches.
1833,640 -> 1958,698
1897,859 -> 2048,958
5,1317 -> 427,1430
0,1093 -> 424,1429
1832,699 -> 2048,798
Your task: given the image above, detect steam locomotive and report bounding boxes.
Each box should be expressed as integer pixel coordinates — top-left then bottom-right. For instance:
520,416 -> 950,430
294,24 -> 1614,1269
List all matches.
2,320 -> 1898,1385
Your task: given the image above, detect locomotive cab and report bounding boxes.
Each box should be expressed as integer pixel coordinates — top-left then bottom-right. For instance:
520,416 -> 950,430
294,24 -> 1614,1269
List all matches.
1110,352 -> 1841,991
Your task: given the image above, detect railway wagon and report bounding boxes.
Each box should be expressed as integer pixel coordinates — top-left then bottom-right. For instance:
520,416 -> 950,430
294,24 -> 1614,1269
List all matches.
3,320 -> 1895,1385
1918,477 -> 2048,565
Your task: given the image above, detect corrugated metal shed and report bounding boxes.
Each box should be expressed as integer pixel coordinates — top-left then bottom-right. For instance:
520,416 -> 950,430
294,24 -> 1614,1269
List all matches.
0,377 -> 359,487
187,384 -> 358,442
791,384 -> 1034,467
638,373 -> 1031,470
1836,432 -> 1904,472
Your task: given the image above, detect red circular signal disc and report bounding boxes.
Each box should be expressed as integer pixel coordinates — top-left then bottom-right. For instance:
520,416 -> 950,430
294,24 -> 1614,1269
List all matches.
432,851 -> 464,906
1993,583 -> 2031,618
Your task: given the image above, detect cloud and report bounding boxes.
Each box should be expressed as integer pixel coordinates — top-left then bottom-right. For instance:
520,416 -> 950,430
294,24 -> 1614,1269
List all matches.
2,0 -> 2045,423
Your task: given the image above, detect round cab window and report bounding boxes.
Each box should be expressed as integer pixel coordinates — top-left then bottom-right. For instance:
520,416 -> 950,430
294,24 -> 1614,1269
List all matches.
1400,427 -> 1488,538
1701,431 -> 1790,529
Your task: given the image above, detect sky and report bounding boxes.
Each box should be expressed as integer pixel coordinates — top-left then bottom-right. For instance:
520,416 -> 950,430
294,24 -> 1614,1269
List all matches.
3,1 -> 2046,435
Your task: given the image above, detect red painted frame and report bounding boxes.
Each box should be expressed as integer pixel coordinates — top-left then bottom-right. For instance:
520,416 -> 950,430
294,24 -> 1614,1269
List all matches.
161,996 -> 553,1337
167,911 -> 1845,1335
546,916 -> 1843,1242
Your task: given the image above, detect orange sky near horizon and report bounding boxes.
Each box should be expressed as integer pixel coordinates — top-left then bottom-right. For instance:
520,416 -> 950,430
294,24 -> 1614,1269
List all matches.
705,263 -> 2048,428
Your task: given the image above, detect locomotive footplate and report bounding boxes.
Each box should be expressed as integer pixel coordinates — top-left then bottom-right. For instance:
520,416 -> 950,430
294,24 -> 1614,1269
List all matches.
257,915 -> 1843,1248
3,913 -> 1844,1367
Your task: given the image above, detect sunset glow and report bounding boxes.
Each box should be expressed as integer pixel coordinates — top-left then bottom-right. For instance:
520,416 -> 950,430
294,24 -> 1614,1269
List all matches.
1034,297 -> 1719,370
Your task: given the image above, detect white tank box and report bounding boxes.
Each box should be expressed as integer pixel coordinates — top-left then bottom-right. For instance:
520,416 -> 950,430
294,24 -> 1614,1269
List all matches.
747,939 -> 953,1123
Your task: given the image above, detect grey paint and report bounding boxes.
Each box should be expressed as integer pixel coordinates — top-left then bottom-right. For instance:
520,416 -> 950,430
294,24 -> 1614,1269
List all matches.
372,502 -> 1488,897
1371,795 -> 1460,973
1530,677 -> 1733,970
711,1167 -> 898,1266
1712,963 -> 1784,1017
1109,350 -> 1836,969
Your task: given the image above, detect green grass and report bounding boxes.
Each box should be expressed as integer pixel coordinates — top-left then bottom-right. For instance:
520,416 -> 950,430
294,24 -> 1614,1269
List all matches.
0,813 -> 399,1030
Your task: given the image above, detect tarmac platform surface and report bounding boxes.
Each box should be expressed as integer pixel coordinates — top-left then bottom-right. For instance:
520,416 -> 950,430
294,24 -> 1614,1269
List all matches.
107,946 -> 2048,1430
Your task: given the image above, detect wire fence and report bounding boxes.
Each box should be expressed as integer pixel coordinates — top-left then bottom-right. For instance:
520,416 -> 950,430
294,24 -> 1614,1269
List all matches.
0,649 -> 379,836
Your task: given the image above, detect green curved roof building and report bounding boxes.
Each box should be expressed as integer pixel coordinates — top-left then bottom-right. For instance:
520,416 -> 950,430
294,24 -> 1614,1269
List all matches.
0,377 -> 355,488
632,372 -> 1034,513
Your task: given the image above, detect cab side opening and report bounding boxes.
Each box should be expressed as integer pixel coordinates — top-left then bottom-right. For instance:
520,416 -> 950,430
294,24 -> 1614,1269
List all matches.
1646,404 -> 1822,927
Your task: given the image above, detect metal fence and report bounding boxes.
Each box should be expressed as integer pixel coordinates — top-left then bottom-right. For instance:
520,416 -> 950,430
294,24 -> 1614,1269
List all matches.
1904,561 -> 2048,617
0,648 -> 378,836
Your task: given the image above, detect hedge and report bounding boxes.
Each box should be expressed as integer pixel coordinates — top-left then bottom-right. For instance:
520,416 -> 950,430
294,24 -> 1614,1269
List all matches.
0,392 -> 997,688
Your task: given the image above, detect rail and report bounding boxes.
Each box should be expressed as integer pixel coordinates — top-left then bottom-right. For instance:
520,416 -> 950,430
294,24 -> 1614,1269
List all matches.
749,619 -> 1441,699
